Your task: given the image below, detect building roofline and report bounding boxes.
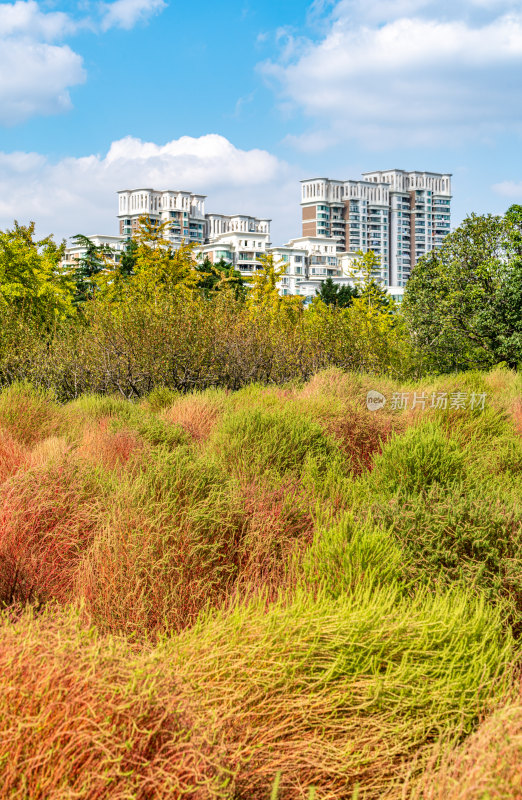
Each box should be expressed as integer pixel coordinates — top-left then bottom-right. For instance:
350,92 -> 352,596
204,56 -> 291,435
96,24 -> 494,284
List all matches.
117,189 -> 207,198
362,169 -> 453,177
207,212 -> 271,222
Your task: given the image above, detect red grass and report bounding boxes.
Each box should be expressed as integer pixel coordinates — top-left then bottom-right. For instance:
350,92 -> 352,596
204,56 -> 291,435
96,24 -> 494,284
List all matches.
0,608 -> 227,800
235,479 -> 314,596
0,455 -> 103,607
78,418 -> 145,471
411,688 -> 522,799
0,430 -> 27,484
326,404 -> 402,476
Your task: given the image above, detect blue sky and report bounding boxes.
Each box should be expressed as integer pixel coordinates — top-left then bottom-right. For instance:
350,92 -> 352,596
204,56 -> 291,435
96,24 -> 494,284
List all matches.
1,0 -> 522,244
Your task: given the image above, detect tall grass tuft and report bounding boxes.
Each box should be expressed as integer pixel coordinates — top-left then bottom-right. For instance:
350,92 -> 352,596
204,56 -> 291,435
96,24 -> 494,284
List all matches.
209,406 -> 345,483
370,422 -> 466,496
0,382 -> 64,446
0,453 -> 108,607
170,584 -> 514,799
0,606 -> 230,800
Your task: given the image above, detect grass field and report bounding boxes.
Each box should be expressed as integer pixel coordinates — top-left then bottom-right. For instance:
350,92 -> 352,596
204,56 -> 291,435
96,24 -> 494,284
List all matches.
1,366 -> 521,798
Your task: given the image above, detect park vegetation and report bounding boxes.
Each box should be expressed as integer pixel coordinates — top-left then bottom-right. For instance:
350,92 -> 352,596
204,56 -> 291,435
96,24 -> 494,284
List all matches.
0,208 -> 522,798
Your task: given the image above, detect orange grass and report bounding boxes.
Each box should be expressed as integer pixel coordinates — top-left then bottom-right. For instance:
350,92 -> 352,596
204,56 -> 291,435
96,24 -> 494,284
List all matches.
0,453 -> 106,606
411,688 -> 522,799
0,430 -> 27,483
78,417 -> 146,471
162,390 -> 228,442
0,607 -> 230,800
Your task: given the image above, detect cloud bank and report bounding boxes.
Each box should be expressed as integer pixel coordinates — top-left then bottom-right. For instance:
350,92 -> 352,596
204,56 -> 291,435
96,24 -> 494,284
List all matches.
0,134 -> 299,246
264,0 -> 522,149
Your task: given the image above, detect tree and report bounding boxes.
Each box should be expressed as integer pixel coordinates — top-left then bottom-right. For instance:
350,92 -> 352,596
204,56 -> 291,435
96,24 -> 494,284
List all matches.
316,278 -> 359,308
402,210 -> 522,371
247,253 -> 287,309
349,250 -> 393,313
130,216 -> 200,301
0,221 -> 72,325
119,238 -> 138,278
70,234 -> 109,304
195,256 -> 246,300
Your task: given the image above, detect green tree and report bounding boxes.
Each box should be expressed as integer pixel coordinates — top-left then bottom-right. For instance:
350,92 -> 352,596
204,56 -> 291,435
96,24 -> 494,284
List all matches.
0,221 -> 72,324
70,234 -> 110,304
350,250 -> 393,313
195,256 -> 246,300
402,211 -> 522,371
119,238 -> 138,278
316,277 -> 359,308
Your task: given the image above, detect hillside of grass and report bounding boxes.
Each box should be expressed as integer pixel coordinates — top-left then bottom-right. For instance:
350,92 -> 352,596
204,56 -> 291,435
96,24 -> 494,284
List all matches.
1,366 -> 522,799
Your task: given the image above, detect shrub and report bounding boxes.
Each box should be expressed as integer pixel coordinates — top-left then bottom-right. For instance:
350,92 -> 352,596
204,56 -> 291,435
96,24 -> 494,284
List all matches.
209,406 -> 344,482
370,422 -> 466,495
171,584 -> 513,800
0,607 -> 228,800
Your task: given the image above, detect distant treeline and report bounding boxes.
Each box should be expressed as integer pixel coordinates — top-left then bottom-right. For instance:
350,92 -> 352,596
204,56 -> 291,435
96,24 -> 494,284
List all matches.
1,208 -> 521,398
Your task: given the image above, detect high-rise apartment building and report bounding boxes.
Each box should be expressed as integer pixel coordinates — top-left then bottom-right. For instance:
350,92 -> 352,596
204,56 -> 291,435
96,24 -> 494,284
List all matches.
118,189 -> 207,247
117,189 -> 270,249
300,170 -> 451,287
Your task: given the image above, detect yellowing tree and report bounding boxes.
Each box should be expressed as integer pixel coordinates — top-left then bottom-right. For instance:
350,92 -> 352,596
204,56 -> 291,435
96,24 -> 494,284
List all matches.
129,216 -> 200,301
248,253 -> 286,308
247,253 -> 304,321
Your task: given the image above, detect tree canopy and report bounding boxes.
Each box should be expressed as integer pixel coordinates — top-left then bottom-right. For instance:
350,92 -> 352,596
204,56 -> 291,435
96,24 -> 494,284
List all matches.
0,221 -> 72,325
402,208 -> 522,371
316,278 -> 359,308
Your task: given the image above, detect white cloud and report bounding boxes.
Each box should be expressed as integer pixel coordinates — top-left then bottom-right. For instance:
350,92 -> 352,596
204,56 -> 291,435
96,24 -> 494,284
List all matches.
101,0 -> 167,31
493,180 -> 522,198
264,1 -> 522,148
0,40 -> 85,125
0,0 -> 168,125
0,135 -> 301,246
0,1 -> 85,124
0,0 -> 74,40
